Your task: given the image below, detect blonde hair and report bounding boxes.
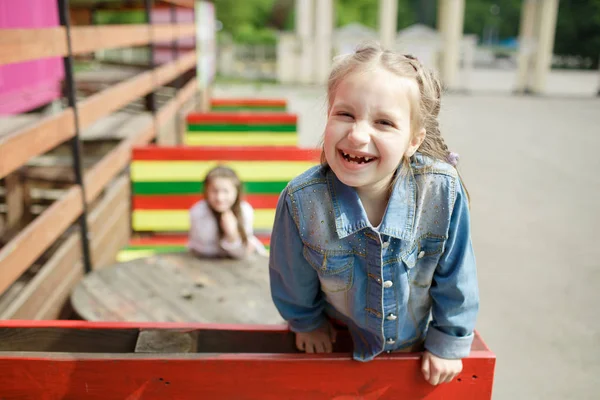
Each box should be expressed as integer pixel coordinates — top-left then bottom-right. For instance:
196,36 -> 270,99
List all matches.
322,42 -> 469,201
203,165 -> 248,245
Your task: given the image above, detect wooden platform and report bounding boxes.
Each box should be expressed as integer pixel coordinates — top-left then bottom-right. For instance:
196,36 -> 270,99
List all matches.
71,252 -> 283,324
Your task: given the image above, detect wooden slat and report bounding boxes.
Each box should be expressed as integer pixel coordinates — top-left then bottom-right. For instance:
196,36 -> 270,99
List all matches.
0,110 -> 76,179
0,233 -> 82,320
156,78 -> 198,128
71,24 -> 196,54
152,24 -> 196,42
83,78 -> 195,204
0,186 -> 83,296
0,28 -> 67,65
77,51 -> 196,131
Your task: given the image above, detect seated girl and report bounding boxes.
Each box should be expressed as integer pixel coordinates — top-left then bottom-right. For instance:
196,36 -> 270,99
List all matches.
188,165 -> 267,259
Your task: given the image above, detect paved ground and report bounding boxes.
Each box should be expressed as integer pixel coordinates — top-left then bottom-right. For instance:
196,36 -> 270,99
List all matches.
214,69 -> 600,400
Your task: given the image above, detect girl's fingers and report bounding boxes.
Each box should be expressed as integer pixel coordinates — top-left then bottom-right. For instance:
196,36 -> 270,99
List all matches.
421,356 -> 431,381
323,338 -> 333,353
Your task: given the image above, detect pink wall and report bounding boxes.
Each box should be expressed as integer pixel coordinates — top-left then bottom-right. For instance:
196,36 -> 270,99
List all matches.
0,0 -> 64,115
152,7 -> 196,65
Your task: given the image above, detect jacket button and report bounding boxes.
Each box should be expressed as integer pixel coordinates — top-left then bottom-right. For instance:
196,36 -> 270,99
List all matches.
386,338 -> 396,345
386,313 -> 397,321
383,280 -> 393,288
418,251 -> 425,259
382,241 -> 390,249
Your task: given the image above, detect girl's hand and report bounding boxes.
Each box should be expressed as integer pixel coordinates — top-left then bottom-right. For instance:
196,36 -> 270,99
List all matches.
421,351 -> 463,385
295,321 -> 337,353
220,210 -> 239,241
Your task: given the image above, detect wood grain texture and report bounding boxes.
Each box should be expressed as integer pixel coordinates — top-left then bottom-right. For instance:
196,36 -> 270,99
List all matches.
0,234 -> 81,320
0,351 -> 494,399
0,28 -> 67,65
70,252 -> 283,324
0,110 -> 76,179
0,186 -> 83,295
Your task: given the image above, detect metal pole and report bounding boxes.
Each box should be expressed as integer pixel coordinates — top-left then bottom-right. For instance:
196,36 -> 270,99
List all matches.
57,0 -> 93,273
171,3 -> 183,142
144,0 -> 157,114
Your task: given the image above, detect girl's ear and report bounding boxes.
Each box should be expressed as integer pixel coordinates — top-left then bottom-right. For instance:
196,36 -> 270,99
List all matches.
405,127 -> 426,157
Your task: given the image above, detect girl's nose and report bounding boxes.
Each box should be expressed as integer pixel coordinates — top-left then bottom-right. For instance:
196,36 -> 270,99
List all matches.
347,121 -> 370,146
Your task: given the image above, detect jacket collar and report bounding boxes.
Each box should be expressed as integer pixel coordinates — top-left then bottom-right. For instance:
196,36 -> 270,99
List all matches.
327,166 -> 416,240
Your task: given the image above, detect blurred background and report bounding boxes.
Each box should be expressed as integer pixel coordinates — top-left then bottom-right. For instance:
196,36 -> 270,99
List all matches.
1,1 -> 599,399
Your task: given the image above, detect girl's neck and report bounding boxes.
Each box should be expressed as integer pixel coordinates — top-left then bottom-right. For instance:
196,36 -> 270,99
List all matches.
356,180 -> 392,228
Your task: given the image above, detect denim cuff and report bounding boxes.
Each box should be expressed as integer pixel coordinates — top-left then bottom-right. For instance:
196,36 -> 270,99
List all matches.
424,327 -> 474,359
288,315 -> 327,333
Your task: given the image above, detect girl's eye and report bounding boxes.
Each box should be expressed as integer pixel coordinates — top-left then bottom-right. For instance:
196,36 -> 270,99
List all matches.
337,112 -> 353,119
377,120 -> 394,127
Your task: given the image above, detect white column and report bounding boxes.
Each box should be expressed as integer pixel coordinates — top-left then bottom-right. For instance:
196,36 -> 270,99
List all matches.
438,0 -> 465,90
314,0 -> 334,84
296,0 -> 315,84
531,0 -> 559,94
514,0 -> 538,93
379,0 -> 398,50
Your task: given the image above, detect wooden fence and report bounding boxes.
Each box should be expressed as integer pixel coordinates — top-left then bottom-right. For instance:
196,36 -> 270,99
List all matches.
0,0 -> 202,320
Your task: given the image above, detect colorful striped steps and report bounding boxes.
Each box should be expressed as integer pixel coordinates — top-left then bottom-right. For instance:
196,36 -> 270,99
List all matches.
130,146 -> 319,234
185,112 -> 298,147
210,98 -> 287,112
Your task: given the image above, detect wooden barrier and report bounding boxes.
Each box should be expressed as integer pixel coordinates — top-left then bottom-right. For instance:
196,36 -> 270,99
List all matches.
0,3 -> 200,318
0,321 -> 496,399
185,112 -> 298,146
210,98 -> 287,112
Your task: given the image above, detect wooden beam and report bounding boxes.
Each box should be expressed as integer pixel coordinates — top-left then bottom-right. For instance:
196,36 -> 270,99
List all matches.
77,51 -> 196,131
0,186 -> 83,296
161,0 -> 197,8
71,24 -> 196,55
0,25 -> 196,66
0,233 -> 82,320
0,28 -> 67,65
0,110 -> 76,179
83,78 -> 195,204
156,78 -> 197,128
3,173 -> 25,230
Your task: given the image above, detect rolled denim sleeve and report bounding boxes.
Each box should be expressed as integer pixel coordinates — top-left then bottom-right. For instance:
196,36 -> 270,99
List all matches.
425,179 -> 480,359
269,188 -> 327,333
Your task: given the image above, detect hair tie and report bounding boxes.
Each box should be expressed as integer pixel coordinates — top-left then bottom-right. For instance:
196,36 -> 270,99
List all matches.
447,152 -> 460,167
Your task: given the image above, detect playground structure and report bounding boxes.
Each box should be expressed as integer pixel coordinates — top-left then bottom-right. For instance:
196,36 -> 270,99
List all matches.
0,0 -> 496,398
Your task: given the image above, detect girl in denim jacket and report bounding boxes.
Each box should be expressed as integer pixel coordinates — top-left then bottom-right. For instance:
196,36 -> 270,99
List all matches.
269,43 -> 479,386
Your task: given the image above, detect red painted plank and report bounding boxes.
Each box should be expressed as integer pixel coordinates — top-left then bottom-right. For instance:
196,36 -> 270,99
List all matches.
133,194 -> 279,210
0,320 -> 287,331
0,353 -> 494,399
211,98 -> 287,107
129,233 -> 271,247
186,113 -> 297,124
132,146 -> 320,161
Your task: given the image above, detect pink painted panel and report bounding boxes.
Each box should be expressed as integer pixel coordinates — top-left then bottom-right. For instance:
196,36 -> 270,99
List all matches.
152,7 -> 195,64
0,0 -> 64,115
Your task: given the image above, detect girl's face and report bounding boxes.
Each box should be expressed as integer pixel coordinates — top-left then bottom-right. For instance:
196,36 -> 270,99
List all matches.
323,66 -> 425,197
206,177 -> 238,213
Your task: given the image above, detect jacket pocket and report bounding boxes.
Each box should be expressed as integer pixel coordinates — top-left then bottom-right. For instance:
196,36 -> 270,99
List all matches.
303,246 -> 354,293
402,237 -> 444,288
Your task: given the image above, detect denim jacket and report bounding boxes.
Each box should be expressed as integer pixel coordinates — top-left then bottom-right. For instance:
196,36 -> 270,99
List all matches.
269,154 -> 479,361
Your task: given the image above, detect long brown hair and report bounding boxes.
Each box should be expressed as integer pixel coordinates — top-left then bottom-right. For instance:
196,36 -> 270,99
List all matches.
322,42 -> 469,202
203,165 -> 248,245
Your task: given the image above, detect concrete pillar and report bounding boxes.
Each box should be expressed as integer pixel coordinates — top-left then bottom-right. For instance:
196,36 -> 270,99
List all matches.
379,0 -> 398,50
295,0 -> 315,84
514,0 -> 538,93
314,0 -> 334,84
438,0 -> 465,90
531,0 -> 559,94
